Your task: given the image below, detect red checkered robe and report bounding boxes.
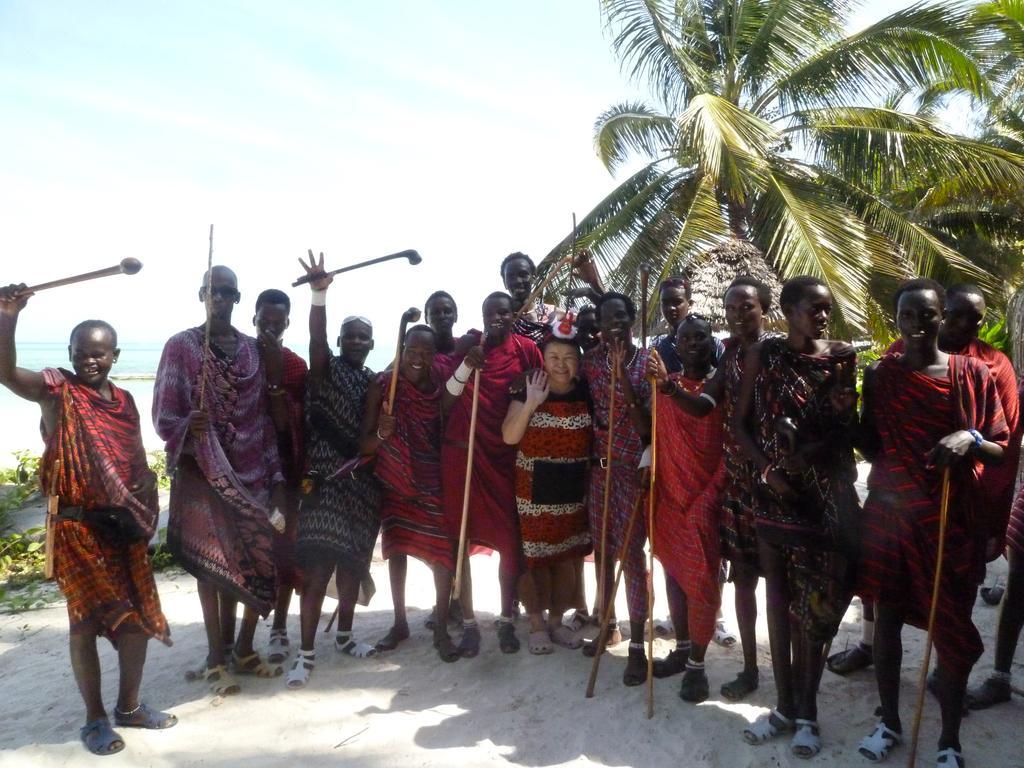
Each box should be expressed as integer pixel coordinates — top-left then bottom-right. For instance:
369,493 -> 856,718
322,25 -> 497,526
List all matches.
40,368 -> 170,645
653,372 -> 724,646
859,354 -> 1009,677
580,344 -> 652,624
890,337 -> 1021,550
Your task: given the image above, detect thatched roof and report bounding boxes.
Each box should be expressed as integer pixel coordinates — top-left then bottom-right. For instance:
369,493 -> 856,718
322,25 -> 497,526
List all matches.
685,239 -> 784,331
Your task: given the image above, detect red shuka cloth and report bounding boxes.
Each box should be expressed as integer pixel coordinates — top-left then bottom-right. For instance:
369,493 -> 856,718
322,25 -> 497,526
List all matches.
859,354 -> 1008,676
653,373 -> 725,646
273,346 -> 307,589
441,333 -> 542,578
890,337 -> 1021,547
376,372 -> 453,572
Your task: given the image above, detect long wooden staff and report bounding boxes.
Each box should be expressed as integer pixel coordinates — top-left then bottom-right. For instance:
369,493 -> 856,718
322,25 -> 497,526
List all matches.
638,264 -> 656,719
43,460 -> 60,580
197,224 -> 214,408
646,386 -> 658,718
907,468 -> 952,768
452,368 -> 482,597
596,346 -> 619,635
586,492 -> 645,697
386,307 -> 421,414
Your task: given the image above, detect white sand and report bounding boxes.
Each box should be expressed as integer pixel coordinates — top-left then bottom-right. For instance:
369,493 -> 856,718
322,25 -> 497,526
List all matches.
0,547 -> 1021,768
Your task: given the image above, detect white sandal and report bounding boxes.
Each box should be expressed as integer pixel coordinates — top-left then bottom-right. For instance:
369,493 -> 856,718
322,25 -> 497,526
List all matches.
858,721 -> 901,762
267,630 -> 289,665
791,719 -> 821,759
742,709 -> 794,745
285,649 -> 315,689
713,619 -> 738,647
335,635 -> 377,658
936,747 -> 964,767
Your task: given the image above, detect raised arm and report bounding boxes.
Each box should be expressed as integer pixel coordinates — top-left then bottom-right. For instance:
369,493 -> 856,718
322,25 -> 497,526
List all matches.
0,285 -> 49,403
301,250 -> 334,384
502,370 -> 548,445
645,346 -> 723,417
358,377 -> 387,456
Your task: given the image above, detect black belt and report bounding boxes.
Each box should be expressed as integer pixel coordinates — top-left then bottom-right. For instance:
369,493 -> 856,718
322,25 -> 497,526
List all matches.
55,504 -> 122,524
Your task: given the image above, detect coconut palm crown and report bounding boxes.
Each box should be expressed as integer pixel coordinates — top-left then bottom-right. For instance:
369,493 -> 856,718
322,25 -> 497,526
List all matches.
547,0 -> 1024,333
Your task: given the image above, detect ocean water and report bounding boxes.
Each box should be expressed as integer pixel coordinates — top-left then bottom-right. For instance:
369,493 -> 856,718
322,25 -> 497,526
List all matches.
1,342 -> 167,464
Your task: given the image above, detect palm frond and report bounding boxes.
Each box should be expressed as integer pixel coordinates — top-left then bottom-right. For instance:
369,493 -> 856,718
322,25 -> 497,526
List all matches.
751,167 -> 876,332
594,101 -> 679,172
601,0 -> 715,106
789,106 -> 1024,195
762,2 -> 992,112
678,92 -> 776,198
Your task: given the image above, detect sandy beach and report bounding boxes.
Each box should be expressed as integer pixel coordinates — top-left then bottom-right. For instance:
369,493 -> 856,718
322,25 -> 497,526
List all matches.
1,540 -> 1021,768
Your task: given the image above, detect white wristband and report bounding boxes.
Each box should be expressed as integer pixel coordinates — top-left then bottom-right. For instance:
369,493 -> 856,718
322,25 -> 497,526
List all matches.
454,360 -> 473,383
446,375 -> 466,397
699,392 -> 717,408
311,290 -> 327,307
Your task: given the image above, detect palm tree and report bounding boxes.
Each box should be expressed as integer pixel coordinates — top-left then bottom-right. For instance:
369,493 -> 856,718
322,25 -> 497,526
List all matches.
546,0 -> 1024,333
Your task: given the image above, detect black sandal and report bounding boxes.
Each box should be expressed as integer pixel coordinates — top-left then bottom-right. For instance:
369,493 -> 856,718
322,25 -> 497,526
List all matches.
967,676 -> 1012,710
582,624 -> 622,658
679,668 -> 710,703
458,626 -> 481,658
720,668 -> 759,701
80,718 -> 125,756
497,621 -> 520,654
375,624 -> 410,652
652,648 -> 688,678
826,643 -> 873,676
434,630 -> 461,663
622,646 -> 647,687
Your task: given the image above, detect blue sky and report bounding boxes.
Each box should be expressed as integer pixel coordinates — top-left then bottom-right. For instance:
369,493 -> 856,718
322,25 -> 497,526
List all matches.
0,0 -> 956,368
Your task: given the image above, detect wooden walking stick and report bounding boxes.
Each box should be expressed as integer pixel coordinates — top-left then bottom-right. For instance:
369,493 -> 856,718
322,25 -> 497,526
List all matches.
43,460 -> 60,580
596,345 -> 620,634
586,492 -> 646,697
197,224 -> 214,409
646,388 -> 657,719
386,307 -> 421,414
907,468 -> 952,768
15,259 -> 143,297
452,367 -> 482,597
638,264 -> 657,718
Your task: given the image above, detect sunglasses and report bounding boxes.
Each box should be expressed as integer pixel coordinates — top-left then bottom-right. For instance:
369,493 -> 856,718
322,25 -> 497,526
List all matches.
201,286 -> 240,300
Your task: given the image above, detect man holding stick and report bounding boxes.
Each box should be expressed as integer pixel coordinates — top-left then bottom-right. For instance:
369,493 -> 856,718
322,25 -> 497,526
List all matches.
153,265 -> 285,692
286,253 -> 382,687
0,286 -> 176,756
854,279 -> 1007,767
578,291 -> 652,686
442,291 -> 542,656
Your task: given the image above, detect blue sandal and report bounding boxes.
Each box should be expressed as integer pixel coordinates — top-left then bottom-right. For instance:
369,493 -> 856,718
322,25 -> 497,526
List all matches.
114,703 -> 178,730
80,718 -> 125,756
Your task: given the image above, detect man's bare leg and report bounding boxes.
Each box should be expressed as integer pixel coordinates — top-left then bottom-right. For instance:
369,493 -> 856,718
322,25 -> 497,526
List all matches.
298,562 -> 333,652
112,629 -> 177,728
969,547 -> 1024,708
197,579 -> 228,669
721,563 -> 760,700
497,562 -> 521,653
430,564 -> 460,661
333,566 -> 376,657
233,607 -> 261,659
759,542 -> 795,719
271,585 -> 292,632
377,555 -> 410,651
872,603 -> 904,737
653,574 -> 690,677
457,556 -> 481,657
70,632 -> 106,723
218,595 -> 237,655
